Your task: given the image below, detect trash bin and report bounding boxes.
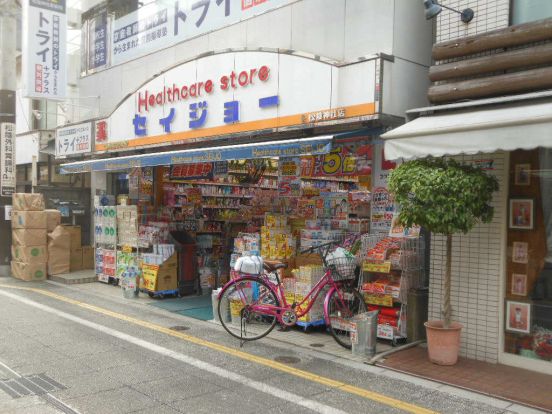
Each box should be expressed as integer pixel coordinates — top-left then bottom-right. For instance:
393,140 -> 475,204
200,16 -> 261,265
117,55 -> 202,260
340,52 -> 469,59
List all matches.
351,310 -> 379,357
169,231 -> 197,296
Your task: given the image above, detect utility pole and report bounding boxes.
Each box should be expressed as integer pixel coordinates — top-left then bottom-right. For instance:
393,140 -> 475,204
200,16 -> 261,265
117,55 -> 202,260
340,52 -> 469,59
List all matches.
0,0 -> 18,276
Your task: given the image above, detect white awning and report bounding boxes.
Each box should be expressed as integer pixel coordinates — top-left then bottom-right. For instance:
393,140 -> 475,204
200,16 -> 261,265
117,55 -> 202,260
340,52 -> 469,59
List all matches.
382,100 -> 552,160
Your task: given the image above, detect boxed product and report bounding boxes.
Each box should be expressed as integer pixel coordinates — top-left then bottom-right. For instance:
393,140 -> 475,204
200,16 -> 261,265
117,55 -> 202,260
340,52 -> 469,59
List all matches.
12,229 -> 47,247
63,225 -> 82,249
70,247 -> 83,272
141,254 -> 177,292
82,246 -> 94,269
45,209 -> 61,232
12,193 -> 45,211
47,226 -> 71,275
11,211 -> 47,229
11,245 -> 47,263
11,261 -> 47,281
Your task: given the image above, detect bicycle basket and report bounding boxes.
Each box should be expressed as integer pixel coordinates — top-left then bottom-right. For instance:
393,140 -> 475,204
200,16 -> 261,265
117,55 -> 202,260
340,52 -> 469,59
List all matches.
326,257 -> 358,281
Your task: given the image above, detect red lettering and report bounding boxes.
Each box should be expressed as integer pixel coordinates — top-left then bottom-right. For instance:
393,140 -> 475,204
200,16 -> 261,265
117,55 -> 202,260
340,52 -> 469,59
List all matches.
230,71 -> 237,88
205,79 -> 213,93
156,92 -> 163,105
220,75 -> 229,90
172,84 -> 181,101
238,71 -> 248,87
189,83 -> 197,97
181,85 -> 188,98
197,82 -> 204,96
249,68 -> 257,84
138,91 -> 148,112
148,94 -> 155,108
259,65 -> 270,81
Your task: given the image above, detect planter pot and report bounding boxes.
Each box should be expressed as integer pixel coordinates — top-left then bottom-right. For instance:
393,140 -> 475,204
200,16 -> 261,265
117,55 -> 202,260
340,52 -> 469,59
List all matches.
424,320 -> 463,365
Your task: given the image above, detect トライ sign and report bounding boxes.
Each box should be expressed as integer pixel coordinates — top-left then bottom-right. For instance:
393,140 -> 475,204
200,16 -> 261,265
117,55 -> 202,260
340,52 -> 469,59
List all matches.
22,0 -> 67,100
56,122 -> 93,157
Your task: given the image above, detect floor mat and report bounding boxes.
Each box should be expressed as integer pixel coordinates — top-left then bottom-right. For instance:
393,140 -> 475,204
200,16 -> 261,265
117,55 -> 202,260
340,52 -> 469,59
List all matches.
148,295 -> 212,312
176,307 -> 214,321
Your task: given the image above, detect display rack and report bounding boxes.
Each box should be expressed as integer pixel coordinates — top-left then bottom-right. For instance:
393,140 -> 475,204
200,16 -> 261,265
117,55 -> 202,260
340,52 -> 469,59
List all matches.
94,205 -> 118,284
358,233 -> 425,345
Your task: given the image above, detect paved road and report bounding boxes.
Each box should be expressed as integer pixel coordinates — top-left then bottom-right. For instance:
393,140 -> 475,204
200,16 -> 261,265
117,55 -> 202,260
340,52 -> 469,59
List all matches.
0,277 -> 544,414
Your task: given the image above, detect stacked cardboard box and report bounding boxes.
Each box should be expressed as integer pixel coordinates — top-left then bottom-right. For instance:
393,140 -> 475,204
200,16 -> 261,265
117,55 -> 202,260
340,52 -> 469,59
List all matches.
63,225 -> 83,271
11,194 -> 47,281
48,225 -> 71,275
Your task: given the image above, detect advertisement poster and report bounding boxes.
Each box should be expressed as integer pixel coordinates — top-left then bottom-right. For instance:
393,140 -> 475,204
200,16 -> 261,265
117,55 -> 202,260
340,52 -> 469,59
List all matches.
371,187 -> 395,232
389,213 -> 421,238
278,157 -> 301,197
56,122 -> 93,157
170,163 -> 214,180
0,123 -> 16,197
22,0 -> 67,100
301,143 -> 372,178
87,6 -> 108,70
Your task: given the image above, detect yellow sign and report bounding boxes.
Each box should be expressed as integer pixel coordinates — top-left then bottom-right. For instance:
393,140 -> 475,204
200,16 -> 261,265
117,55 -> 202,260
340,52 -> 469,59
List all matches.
122,245 -> 133,253
363,293 -> 394,307
362,261 -> 392,273
141,263 -> 160,291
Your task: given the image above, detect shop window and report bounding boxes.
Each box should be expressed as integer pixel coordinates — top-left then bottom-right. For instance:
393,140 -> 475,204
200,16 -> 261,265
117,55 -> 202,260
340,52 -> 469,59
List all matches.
511,0 -> 552,25
505,148 -> 552,363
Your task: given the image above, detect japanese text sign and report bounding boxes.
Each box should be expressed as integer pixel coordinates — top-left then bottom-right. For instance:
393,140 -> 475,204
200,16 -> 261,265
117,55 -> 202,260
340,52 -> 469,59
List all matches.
0,123 -> 16,197
170,163 -> 214,180
56,122 -> 93,157
111,0 -> 294,66
22,0 -> 67,100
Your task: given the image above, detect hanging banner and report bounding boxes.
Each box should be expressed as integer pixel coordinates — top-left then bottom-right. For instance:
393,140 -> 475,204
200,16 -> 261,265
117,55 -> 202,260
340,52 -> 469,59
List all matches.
301,143 -> 372,178
110,0 -> 294,66
278,157 -> 301,197
22,0 -> 67,100
169,163 -> 214,180
87,6 -> 108,70
1,123 -> 16,197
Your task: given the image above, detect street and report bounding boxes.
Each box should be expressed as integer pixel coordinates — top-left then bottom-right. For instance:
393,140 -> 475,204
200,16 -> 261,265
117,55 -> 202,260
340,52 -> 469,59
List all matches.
0,276 -> 542,414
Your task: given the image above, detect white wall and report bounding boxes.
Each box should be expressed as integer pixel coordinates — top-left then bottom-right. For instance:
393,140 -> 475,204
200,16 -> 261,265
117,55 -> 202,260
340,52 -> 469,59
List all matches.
78,0 -> 432,119
429,152 -> 507,363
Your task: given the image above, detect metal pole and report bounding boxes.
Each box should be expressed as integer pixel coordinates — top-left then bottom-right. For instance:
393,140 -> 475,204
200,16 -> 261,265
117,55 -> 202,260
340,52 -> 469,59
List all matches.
31,155 -> 37,193
0,0 -> 18,277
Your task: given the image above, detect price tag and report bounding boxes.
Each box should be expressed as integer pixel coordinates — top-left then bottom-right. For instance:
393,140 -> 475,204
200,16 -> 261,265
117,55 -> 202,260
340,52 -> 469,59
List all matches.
122,245 -> 133,253
377,324 -> 394,340
362,261 -> 391,273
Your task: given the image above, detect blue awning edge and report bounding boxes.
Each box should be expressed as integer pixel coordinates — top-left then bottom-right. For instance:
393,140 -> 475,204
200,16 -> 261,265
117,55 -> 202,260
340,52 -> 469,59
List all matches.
60,136 -> 333,174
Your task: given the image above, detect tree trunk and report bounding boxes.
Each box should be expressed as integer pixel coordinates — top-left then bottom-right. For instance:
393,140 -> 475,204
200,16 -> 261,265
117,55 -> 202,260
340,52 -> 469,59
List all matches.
443,234 -> 452,328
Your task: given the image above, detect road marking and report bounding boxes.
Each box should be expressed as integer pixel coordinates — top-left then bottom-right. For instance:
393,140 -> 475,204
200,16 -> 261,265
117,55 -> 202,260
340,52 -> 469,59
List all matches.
0,285 -> 438,414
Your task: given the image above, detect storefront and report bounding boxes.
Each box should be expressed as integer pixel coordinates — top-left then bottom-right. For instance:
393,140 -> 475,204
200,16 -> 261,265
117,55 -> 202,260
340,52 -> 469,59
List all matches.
382,95 -> 552,374
57,48 -> 429,346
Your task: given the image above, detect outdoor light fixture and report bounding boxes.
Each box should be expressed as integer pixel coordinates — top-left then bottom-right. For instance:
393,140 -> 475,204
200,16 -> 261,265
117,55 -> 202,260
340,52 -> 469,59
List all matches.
423,0 -> 474,23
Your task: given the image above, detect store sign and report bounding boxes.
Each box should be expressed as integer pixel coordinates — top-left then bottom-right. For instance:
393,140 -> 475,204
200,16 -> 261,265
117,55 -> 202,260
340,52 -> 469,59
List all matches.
96,51 -> 377,152
302,108 -> 346,124
110,0 -> 294,66
56,122 -> 93,157
1,123 -> 16,197
301,144 -> 372,178
170,163 -> 214,180
22,0 -> 67,100
87,6 -> 108,70
95,119 -> 109,144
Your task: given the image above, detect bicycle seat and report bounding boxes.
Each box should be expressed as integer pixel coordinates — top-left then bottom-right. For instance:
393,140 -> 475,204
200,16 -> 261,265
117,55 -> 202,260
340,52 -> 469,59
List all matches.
263,260 -> 287,272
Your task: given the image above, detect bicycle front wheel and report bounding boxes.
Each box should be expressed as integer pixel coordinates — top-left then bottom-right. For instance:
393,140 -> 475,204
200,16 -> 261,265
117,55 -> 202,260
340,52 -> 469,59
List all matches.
218,276 -> 280,341
326,286 -> 366,349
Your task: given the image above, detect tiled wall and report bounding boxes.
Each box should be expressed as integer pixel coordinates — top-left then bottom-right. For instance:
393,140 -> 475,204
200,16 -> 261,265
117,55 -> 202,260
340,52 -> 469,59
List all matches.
428,153 -> 507,363
436,0 -> 510,43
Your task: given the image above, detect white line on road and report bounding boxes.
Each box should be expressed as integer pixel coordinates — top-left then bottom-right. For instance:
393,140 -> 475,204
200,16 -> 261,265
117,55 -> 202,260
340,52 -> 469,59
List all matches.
0,289 -> 347,414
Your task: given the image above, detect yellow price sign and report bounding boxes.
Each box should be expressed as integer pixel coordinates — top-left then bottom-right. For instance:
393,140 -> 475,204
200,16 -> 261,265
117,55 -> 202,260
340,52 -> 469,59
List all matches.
362,261 -> 391,273
122,245 -> 133,253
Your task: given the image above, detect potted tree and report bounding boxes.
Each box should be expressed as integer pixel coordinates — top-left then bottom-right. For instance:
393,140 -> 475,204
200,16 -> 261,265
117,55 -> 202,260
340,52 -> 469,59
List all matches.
388,158 -> 499,365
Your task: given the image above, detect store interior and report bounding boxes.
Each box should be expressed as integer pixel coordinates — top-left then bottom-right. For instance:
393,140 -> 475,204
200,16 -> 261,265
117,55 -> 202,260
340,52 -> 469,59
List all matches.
93,136 -> 427,345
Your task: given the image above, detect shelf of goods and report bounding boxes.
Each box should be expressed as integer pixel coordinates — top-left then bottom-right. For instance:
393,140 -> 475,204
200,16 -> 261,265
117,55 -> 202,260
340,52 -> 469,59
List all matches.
94,206 -> 118,284
358,233 -> 425,344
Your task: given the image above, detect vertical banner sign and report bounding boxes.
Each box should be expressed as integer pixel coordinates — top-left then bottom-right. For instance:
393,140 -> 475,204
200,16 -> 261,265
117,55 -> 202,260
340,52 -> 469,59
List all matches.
88,7 -> 108,70
22,0 -> 67,100
278,157 -> 301,197
0,123 -> 16,197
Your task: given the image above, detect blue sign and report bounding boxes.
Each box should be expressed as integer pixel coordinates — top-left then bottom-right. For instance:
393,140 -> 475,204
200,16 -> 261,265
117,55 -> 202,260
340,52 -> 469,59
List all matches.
60,137 -> 333,174
88,9 -> 107,70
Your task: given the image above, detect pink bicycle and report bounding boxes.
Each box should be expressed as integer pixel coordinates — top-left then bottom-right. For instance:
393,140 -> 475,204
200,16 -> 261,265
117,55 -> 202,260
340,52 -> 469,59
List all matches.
217,241 -> 366,349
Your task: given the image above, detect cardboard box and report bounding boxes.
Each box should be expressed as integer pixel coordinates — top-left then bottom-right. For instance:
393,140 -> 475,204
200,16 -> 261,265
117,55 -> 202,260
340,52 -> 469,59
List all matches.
63,225 -> 82,249
45,209 -> 61,232
47,225 -> 71,275
11,261 -> 47,281
11,211 -> 47,229
12,229 -> 47,247
70,247 -> 83,272
11,245 -> 47,264
12,193 -> 45,211
82,246 -> 94,270
141,253 -> 177,292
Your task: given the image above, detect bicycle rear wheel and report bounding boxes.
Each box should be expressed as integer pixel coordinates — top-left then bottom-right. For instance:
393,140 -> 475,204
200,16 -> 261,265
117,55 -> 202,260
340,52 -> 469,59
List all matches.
218,276 -> 280,341
326,285 -> 366,349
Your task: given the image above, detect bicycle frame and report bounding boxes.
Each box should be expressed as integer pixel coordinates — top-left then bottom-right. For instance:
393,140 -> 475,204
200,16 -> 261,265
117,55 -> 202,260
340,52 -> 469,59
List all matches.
220,268 -> 355,327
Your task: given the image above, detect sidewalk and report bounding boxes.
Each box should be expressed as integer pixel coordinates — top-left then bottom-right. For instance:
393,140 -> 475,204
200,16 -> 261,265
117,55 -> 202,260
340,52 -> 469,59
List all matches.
378,345 -> 552,412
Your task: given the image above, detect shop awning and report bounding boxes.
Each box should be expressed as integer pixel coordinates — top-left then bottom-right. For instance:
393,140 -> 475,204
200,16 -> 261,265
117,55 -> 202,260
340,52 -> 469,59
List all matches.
60,136 -> 333,174
382,100 -> 552,160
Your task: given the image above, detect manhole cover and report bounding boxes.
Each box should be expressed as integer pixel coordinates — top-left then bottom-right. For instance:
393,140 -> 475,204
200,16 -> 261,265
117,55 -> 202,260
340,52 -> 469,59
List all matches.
274,356 -> 301,364
169,326 -> 190,331
310,343 -> 325,348
0,374 -> 66,399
